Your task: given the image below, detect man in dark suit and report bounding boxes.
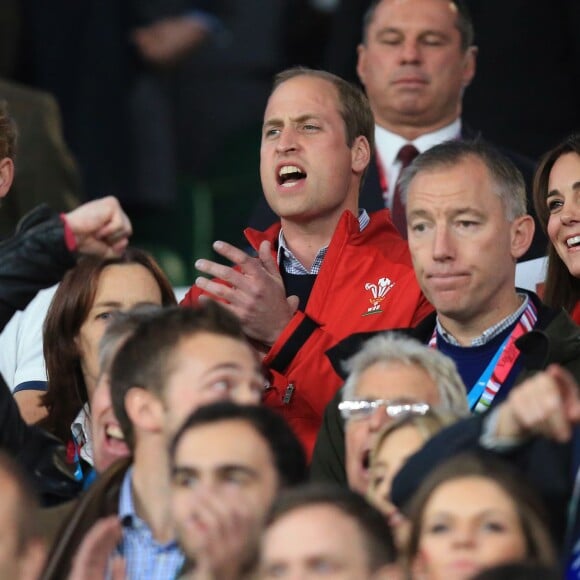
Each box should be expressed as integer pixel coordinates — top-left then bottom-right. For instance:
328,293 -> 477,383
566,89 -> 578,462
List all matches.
353,0 -> 545,259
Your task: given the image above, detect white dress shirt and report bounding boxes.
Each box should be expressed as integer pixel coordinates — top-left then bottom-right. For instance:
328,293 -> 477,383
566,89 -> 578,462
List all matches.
374,119 -> 462,208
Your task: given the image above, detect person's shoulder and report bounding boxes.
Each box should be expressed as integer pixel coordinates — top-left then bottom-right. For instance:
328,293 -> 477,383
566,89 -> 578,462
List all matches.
0,77 -> 56,113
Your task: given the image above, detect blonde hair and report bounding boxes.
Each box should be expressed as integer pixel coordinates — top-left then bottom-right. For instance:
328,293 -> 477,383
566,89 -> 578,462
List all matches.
367,409 -> 461,503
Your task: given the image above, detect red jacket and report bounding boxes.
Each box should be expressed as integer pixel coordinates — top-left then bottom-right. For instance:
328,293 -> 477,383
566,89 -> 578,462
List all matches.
181,210 -> 433,457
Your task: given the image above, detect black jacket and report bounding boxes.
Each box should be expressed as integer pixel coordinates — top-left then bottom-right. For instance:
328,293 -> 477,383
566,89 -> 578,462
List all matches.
310,293 -> 580,493
0,204 -> 80,503
0,204 -> 76,329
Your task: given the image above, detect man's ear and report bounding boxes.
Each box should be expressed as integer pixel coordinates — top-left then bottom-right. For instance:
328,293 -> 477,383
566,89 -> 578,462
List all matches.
351,135 -> 371,175
125,387 -> 164,435
356,43 -> 368,86
0,157 -> 14,198
510,214 -> 535,260
461,45 -> 478,90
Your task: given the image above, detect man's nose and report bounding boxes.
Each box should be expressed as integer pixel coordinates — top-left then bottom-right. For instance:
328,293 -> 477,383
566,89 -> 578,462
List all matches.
400,39 -> 421,64
368,405 -> 390,431
275,127 -> 299,153
432,226 -> 455,261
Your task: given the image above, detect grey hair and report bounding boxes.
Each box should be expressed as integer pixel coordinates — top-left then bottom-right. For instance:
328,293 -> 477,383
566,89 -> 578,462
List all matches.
342,333 -> 469,415
399,139 -> 527,221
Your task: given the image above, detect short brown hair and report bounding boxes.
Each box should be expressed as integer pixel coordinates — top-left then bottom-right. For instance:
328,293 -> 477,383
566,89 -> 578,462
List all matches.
404,453 -> 557,571
272,67 -> 375,155
110,302 -> 249,450
0,100 -> 17,161
266,483 -> 398,570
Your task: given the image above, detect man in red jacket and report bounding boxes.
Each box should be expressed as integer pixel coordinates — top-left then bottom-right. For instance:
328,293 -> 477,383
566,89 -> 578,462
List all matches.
181,67 -> 432,457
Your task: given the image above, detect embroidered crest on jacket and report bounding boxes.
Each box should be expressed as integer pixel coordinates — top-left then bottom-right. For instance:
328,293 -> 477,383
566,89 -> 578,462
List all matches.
363,277 -> 395,315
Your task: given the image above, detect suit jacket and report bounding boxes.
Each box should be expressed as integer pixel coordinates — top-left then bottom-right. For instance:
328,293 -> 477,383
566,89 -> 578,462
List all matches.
0,78 -> 82,239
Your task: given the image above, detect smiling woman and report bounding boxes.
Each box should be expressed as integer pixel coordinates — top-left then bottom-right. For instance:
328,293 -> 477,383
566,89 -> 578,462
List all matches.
35,248 -> 176,482
532,133 -> 580,322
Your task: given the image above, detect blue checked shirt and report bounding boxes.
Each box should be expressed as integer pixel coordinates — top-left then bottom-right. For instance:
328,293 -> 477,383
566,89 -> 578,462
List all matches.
277,209 -> 370,274
117,467 -> 184,580
436,293 -> 529,347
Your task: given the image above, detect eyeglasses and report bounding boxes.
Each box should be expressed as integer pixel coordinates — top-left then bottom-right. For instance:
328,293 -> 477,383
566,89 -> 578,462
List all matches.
338,398 -> 430,421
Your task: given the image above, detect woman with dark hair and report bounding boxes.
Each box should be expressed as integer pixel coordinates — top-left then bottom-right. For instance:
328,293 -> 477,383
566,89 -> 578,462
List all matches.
404,452 -> 557,580
36,248 -> 176,479
532,133 -> 580,321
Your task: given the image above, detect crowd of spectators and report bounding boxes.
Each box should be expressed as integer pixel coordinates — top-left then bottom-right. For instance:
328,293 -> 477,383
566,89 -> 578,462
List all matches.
1,1 -> 580,579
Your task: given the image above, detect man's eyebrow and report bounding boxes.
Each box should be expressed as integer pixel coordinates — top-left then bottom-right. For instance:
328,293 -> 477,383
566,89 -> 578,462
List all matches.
419,29 -> 450,38
407,207 -> 484,219
198,362 -> 246,376
375,26 -> 402,36
263,113 -> 322,128
263,118 -> 282,129
171,465 -> 197,477
407,208 -> 432,219
218,464 -> 259,478
448,207 -> 485,217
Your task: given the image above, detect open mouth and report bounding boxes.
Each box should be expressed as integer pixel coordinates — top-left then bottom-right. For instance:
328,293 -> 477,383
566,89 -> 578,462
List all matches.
278,165 -> 307,188
104,423 -> 128,452
362,449 -> 371,471
566,235 -> 580,248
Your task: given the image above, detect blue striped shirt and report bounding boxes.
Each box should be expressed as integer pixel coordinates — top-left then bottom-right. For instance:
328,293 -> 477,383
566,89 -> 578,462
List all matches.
436,293 -> 529,347
277,209 -> 370,275
117,467 -> 184,580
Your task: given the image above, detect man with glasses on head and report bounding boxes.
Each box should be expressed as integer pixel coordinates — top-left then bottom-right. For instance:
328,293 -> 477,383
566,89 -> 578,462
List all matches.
336,333 -> 468,494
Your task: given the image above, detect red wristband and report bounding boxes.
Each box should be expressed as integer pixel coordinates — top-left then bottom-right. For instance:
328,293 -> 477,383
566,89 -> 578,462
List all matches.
60,214 -> 78,252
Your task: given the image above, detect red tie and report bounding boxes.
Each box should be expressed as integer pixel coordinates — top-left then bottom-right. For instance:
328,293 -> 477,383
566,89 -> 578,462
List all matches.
391,144 -> 419,239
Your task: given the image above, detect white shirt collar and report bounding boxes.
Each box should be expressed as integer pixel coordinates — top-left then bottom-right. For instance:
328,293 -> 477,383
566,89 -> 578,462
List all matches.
374,119 -> 462,204
71,403 -> 93,466
375,118 -> 462,167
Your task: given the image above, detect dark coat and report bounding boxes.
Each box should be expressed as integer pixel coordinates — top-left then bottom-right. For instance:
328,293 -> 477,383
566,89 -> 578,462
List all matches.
310,293 -> 580,491
0,204 -> 80,503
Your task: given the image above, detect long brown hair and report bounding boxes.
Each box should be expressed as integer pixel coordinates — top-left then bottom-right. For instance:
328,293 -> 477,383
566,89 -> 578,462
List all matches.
38,247 -> 176,443
404,453 -> 557,573
532,134 -> 580,312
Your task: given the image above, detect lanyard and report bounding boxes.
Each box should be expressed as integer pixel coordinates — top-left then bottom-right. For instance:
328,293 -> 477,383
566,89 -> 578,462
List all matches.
429,300 -> 538,413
